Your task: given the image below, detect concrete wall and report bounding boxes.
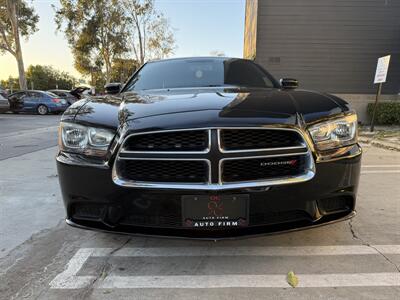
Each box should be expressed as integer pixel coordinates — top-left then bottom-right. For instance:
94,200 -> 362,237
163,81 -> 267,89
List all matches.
246,0 -> 400,95
337,94 -> 399,124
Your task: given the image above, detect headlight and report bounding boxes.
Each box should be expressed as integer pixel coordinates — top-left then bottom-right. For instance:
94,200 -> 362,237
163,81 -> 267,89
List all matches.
59,122 -> 115,156
308,114 -> 357,151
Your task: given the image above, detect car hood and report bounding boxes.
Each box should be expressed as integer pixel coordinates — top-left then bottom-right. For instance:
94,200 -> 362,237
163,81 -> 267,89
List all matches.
66,88 -> 349,130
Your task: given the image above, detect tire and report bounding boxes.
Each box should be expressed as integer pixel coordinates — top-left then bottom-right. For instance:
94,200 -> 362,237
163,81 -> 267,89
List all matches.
37,105 -> 48,115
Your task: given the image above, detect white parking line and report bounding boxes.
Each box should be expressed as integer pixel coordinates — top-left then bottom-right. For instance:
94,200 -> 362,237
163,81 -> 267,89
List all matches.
50,245 -> 400,289
100,273 -> 400,289
50,248 -> 96,289
362,165 -> 400,168
361,170 -> 400,174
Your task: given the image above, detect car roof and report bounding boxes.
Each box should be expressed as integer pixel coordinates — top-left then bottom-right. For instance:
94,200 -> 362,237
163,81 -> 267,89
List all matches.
48,89 -> 70,92
13,90 -> 45,93
10,90 -> 51,96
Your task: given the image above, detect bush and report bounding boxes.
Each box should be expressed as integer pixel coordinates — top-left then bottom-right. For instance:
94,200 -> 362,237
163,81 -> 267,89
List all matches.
367,102 -> 400,125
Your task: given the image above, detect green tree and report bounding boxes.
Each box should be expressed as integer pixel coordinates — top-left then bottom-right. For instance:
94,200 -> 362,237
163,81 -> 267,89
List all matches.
0,75 -> 19,92
110,58 -> 138,83
54,0 -> 129,84
121,0 -> 175,65
25,65 -> 78,90
0,0 -> 39,90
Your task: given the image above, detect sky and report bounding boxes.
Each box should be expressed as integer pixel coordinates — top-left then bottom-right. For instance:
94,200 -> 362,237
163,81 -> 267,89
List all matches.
0,0 -> 245,81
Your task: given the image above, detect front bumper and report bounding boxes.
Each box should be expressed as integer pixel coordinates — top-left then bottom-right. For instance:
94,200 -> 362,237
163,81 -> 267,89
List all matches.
57,144 -> 362,239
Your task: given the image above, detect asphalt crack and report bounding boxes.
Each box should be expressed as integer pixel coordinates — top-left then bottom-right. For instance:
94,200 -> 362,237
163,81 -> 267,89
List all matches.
77,237 -> 133,298
348,218 -> 400,273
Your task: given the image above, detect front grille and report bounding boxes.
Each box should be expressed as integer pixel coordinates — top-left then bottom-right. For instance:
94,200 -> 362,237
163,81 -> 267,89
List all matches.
114,127 -> 314,189
220,129 -> 303,151
124,130 -> 208,152
119,159 -> 208,183
222,155 -> 307,183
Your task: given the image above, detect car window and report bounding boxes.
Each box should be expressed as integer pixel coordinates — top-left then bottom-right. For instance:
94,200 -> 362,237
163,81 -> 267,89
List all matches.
28,92 -> 41,98
45,91 -> 59,98
50,91 -> 65,97
10,92 -> 26,100
126,58 -> 277,91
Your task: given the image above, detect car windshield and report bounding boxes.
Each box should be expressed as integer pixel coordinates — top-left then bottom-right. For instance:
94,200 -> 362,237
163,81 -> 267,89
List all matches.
126,58 -> 278,91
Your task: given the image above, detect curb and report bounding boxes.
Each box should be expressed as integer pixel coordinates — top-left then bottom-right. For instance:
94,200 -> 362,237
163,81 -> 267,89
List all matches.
359,137 -> 400,152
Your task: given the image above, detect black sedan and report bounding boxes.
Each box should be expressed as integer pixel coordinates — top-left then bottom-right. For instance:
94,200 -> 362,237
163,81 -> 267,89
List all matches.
57,57 -> 361,238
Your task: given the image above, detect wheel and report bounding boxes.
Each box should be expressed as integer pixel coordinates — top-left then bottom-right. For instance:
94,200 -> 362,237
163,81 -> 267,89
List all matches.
37,105 -> 48,115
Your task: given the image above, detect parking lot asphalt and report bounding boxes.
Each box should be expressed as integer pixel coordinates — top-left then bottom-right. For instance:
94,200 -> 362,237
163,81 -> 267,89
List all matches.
0,114 -> 60,160
0,114 -> 399,300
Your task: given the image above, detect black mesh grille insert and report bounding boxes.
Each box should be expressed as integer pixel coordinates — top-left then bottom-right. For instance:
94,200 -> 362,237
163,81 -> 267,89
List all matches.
119,160 -> 208,183
73,204 -> 105,220
220,129 -> 303,151
317,197 -> 352,214
124,130 -> 208,152
222,155 -> 307,182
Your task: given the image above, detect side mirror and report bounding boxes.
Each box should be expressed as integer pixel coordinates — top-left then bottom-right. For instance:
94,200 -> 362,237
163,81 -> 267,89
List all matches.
104,83 -> 122,94
280,78 -> 299,89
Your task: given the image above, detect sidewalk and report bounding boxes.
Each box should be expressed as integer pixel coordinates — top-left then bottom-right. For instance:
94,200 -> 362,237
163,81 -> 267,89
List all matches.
359,125 -> 400,151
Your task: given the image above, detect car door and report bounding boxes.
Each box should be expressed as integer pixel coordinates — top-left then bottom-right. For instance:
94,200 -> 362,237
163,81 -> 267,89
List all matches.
24,92 -> 40,112
8,92 -> 27,111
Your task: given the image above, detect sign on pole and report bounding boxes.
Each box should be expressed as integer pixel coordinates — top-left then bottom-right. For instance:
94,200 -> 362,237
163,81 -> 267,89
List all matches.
374,55 -> 391,84
371,55 -> 391,132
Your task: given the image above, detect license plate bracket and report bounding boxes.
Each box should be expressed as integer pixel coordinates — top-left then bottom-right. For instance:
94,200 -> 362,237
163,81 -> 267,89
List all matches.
182,194 -> 249,228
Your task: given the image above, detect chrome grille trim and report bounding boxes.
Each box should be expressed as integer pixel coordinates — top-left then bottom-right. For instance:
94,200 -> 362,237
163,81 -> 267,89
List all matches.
218,152 -> 311,184
120,128 -> 211,154
217,128 -> 307,153
112,127 -> 315,190
115,158 -> 212,186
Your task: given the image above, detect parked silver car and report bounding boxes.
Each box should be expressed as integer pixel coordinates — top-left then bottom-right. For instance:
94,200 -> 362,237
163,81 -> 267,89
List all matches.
0,94 -> 10,113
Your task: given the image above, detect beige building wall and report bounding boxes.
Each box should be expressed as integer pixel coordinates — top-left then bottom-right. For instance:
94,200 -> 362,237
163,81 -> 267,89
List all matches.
243,0 -> 400,124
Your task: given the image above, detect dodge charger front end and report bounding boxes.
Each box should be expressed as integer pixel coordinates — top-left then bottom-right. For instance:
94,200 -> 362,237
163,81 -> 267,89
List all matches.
56,57 -> 361,238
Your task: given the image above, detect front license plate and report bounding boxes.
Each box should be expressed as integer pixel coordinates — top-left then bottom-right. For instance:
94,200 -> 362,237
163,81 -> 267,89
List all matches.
182,194 -> 249,228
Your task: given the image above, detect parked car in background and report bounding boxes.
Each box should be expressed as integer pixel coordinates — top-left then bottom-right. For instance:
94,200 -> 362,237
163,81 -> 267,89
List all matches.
48,89 -> 78,105
70,86 -> 92,99
8,90 -> 69,115
0,93 -> 10,113
0,87 -> 8,98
